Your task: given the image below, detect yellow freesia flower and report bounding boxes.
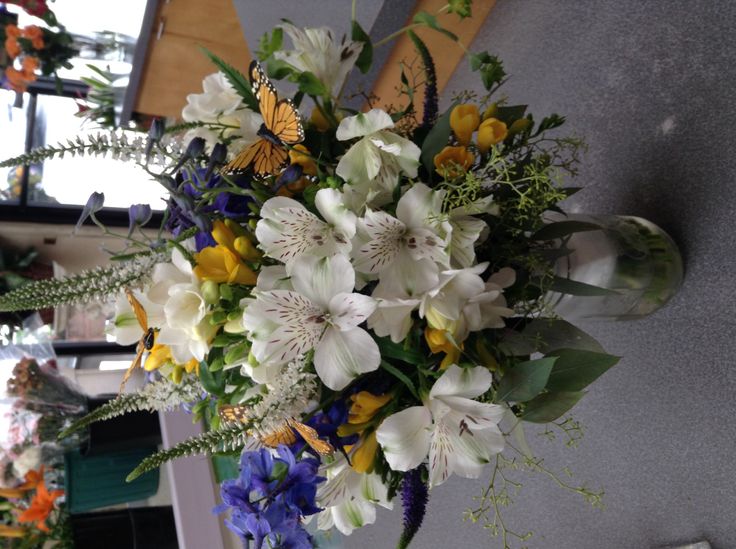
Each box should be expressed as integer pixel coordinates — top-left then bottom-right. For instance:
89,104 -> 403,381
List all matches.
289,144 -> 318,176
425,327 -> 463,370
450,104 -> 480,146
0,524 -> 26,538
433,145 -> 474,179
351,431 -> 379,473
477,117 -> 508,153
310,107 -> 331,132
143,343 -> 172,372
348,391 -> 392,424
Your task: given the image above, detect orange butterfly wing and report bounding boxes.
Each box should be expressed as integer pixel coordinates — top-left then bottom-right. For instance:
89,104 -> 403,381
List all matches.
287,418 -> 335,456
224,61 -> 303,175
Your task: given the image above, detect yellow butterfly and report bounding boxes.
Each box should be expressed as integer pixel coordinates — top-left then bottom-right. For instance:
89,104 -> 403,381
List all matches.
119,289 -> 156,392
225,61 -> 304,176
219,405 -> 334,456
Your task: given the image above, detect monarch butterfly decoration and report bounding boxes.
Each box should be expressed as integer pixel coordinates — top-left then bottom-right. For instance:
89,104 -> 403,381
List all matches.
119,289 -> 156,393
219,405 -> 334,456
225,61 -> 305,176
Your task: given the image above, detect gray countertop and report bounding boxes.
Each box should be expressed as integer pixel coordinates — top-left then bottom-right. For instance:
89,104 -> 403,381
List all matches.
234,1 -> 736,547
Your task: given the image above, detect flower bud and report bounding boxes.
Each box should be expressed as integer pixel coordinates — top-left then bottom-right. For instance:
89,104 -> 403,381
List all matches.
201,280 -> 220,305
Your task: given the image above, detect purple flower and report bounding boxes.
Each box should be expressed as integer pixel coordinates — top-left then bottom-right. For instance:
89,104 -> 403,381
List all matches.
398,467 -> 429,549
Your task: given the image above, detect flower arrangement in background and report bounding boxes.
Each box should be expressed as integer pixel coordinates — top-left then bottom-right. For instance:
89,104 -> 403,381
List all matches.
0,3 -> 75,93
0,1 -> 624,547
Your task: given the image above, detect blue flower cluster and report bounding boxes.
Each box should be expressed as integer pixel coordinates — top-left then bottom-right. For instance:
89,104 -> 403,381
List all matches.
216,445 -> 324,549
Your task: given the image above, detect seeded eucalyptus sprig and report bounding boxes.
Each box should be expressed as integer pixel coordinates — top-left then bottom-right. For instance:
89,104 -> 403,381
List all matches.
126,423 -> 249,481
59,377 -> 203,440
0,251 -> 166,312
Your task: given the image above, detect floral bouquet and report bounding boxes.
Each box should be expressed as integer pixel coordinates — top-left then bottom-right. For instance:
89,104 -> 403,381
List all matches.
6,358 -> 87,414
0,2 -> 627,547
1,4 -> 75,92
0,465 -> 72,548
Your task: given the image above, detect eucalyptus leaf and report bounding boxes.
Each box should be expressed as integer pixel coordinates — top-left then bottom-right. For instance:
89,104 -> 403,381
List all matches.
522,391 -> 586,423
495,357 -> 557,403
499,319 -> 605,356
545,348 -> 620,392
532,221 -> 602,240
549,276 -> 619,296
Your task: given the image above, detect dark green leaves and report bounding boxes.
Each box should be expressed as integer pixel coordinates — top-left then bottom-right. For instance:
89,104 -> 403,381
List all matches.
380,361 -> 420,401
199,360 -> 225,397
496,357 -> 557,403
448,0 -> 473,18
532,220 -> 602,240
351,20 -> 373,73
375,336 -> 425,366
522,391 -> 586,423
413,11 -> 459,41
549,276 -> 619,297
297,71 -> 328,96
500,319 -> 605,356
469,51 -> 506,91
420,102 -> 456,172
201,48 -> 258,111
545,348 -> 620,392
257,28 -> 283,61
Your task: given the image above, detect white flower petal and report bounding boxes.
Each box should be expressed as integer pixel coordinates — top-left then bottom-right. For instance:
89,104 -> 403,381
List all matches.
449,216 -> 487,268
396,183 -> 443,230
336,109 -> 394,141
439,398 -> 506,431
367,298 -> 420,343
488,267 -> 516,289
315,188 -> 357,240
328,292 -> 376,330
376,406 -> 432,472
332,498 -> 377,536
374,255 -> 439,298
314,327 -> 380,390
290,254 -> 355,309
429,364 -> 493,400
379,130 -> 421,178
336,137 -> 382,183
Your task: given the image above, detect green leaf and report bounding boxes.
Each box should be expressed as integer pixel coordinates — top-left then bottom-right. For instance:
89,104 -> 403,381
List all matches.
412,11 -> 459,41
351,20 -> 373,73
447,0 -> 473,18
257,27 -> 283,61
495,357 -> 557,403
375,336 -> 425,366
469,51 -> 506,91
421,102 -> 456,173
532,220 -> 602,240
545,348 -> 620,392
265,59 -> 293,80
495,105 -> 527,125
297,71 -> 328,96
499,319 -> 605,356
549,276 -> 619,296
199,360 -> 225,397
522,391 -> 586,423
380,361 -> 420,401
200,48 -> 258,111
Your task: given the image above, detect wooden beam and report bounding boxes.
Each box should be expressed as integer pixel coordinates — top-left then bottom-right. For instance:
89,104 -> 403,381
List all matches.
369,0 -> 495,118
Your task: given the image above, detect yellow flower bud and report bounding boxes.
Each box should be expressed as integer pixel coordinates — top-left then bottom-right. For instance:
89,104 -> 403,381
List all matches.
450,104 -> 480,146
351,431 -> 379,473
289,144 -> 318,176
144,343 -> 173,372
310,107 -> 331,132
348,391 -> 392,424
482,103 -> 499,121
508,117 -> 532,135
233,235 -> 261,262
477,117 -> 508,153
194,246 -> 258,285
425,327 -> 455,355
433,145 -> 474,179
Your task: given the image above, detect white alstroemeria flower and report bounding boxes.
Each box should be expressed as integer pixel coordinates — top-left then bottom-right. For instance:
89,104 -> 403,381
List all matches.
368,296 -> 421,344
376,365 -> 505,487
465,267 -> 516,331
316,454 -> 393,535
354,183 -> 449,298
256,188 -> 356,266
243,254 -> 379,390
336,109 -> 421,209
274,23 -> 363,97
182,72 -> 262,150
447,196 -> 495,268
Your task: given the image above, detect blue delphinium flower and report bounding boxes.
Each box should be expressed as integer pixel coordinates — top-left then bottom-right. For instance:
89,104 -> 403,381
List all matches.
216,445 -> 324,549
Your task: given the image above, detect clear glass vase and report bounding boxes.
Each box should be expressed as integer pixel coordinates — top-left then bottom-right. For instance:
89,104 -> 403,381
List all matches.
548,215 -> 684,320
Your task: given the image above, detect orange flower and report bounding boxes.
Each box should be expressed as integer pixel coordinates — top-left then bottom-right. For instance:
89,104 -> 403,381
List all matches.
433,145 -> 475,179
17,479 -> 63,533
21,56 -> 40,78
5,36 -> 20,58
18,466 -> 44,491
449,104 -> 480,146
21,26 -> 45,50
4,66 -> 31,92
477,117 -> 508,153
5,24 -> 21,39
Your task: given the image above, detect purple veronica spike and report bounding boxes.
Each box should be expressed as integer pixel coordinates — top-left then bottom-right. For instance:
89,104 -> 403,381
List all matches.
398,467 -> 429,549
